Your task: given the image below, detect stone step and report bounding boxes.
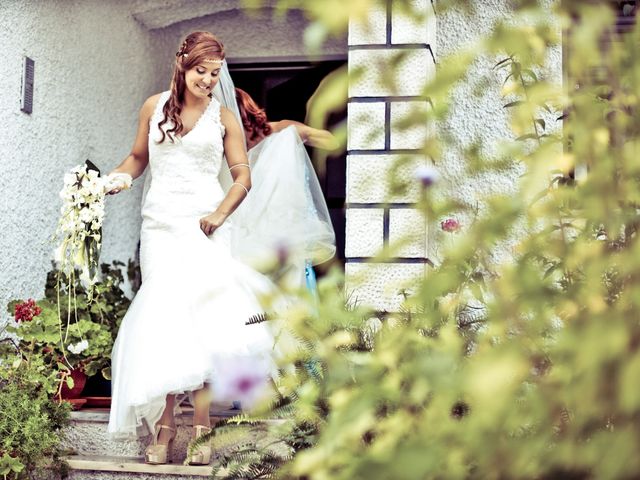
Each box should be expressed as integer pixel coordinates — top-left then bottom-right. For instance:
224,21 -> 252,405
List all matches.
62,404 -> 244,458
62,453 -> 223,479
58,401 -> 287,479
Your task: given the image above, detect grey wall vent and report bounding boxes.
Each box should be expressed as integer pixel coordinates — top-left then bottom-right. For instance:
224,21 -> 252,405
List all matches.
21,56 -> 34,114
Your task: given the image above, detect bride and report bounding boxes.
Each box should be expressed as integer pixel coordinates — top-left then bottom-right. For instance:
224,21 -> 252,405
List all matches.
103,31 -> 288,466
103,30 -> 337,466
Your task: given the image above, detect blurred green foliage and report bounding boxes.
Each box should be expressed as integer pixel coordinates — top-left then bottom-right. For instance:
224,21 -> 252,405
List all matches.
235,0 -> 640,478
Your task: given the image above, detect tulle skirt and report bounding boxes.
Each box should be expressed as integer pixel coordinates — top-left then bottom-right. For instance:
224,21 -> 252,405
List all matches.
107,216 -> 281,440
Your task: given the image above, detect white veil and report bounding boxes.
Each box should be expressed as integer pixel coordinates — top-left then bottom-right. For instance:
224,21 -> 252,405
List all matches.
212,62 -> 336,278
213,62 -> 244,193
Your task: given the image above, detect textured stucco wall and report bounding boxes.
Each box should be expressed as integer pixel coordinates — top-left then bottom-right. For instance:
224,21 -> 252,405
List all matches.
0,0 -> 157,328
148,7 -> 347,84
432,0 -> 562,266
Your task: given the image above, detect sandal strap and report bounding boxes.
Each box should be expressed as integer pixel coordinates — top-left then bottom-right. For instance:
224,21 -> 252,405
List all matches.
152,423 -> 176,446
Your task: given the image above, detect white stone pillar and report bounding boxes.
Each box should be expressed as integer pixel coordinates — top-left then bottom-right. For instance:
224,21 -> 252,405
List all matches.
346,0 -> 436,311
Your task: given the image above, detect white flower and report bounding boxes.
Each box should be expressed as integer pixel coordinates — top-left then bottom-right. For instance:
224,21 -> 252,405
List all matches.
90,202 -> 105,216
79,208 -> 94,224
63,173 -> 77,185
53,244 -> 65,263
68,339 -> 89,354
54,163 -> 106,290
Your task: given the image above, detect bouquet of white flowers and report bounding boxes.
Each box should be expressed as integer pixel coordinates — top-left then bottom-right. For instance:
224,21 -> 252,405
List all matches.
53,161 -> 106,294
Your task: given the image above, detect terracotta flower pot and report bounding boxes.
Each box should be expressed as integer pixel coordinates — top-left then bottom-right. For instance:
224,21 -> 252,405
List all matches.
60,368 -> 87,399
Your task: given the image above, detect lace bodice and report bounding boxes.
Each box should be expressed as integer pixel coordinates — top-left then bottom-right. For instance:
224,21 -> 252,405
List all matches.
142,91 -> 227,221
148,91 -> 225,181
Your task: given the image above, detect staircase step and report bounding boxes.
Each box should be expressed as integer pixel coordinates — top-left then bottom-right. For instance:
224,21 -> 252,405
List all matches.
62,405 -> 243,457
59,404 -> 286,479
63,453 -> 223,479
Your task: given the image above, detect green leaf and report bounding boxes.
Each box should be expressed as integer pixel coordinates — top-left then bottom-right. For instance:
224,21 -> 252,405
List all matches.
494,57 -> 513,69
503,100 -> 524,108
522,69 -> 538,82
515,133 -> 538,141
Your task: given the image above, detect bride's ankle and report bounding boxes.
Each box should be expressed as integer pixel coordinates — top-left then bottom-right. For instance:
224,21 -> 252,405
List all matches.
191,422 -> 211,437
152,426 -> 176,446
156,419 -> 176,429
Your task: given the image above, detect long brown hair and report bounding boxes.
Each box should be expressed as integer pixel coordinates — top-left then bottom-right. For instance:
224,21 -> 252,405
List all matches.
235,88 -> 272,144
157,31 -> 225,143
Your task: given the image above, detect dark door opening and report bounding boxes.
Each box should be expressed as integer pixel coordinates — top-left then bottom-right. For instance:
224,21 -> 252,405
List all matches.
229,58 -> 347,269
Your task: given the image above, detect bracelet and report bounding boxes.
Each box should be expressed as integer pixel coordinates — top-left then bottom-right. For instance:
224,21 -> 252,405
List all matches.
231,182 -> 249,195
229,163 -> 250,171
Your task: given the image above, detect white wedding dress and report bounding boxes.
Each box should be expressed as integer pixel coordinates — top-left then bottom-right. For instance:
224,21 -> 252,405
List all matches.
107,91 -> 282,440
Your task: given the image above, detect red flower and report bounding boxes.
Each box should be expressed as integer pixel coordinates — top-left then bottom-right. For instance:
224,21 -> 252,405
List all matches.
14,299 -> 42,323
441,218 -> 461,233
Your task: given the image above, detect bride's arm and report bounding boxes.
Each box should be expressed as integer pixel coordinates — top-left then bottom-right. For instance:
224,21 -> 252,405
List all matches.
105,94 -> 158,194
199,107 -> 251,236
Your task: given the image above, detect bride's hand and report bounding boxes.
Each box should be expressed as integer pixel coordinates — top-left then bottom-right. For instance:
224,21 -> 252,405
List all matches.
200,212 -> 227,236
104,172 -> 133,195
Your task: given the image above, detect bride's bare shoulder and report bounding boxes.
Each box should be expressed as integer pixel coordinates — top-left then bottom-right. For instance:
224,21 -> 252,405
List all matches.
141,93 -> 165,112
219,106 -> 241,132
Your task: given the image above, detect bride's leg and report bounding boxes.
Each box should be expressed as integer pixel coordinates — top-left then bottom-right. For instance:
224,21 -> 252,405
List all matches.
187,383 -> 213,465
192,382 -> 212,436
155,393 -> 176,444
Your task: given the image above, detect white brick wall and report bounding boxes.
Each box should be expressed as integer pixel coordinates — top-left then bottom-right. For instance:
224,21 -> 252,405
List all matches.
389,208 -> 427,258
346,153 -> 428,203
349,3 -> 388,45
349,48 -> 434,97
347,102 -> 386,150
345,209 -> 385,257
390,100 -> 432,149
346,0 -> 436,311
391,0 -> 436,46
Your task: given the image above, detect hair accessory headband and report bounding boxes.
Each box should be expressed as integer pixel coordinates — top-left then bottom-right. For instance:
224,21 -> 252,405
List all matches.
175,39 -> 224,64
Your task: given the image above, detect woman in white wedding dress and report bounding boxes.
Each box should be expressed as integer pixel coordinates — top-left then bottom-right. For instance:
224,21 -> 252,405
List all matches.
103,32 -> 281,466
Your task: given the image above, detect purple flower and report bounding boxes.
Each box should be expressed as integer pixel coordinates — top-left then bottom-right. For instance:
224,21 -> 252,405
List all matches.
275,241 -> 289,265
414,165 -> 439,188
233,375 -> 264,395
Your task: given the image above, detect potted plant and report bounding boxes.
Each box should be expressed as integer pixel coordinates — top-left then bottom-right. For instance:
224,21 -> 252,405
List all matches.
5,260 -> 134,407
5,295 -> 112,407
